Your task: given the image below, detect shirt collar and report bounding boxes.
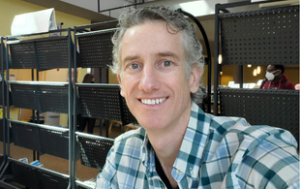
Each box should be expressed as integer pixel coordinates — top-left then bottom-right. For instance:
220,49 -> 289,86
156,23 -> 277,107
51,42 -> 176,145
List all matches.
173,102 -> 211,179
141,102 -> 211,179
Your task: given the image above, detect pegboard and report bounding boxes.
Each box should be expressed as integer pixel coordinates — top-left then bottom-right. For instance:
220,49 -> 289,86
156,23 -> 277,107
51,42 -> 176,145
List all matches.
10,120 -> 74,160
10,158 -> 69,189
77,28 -> 116,68
10,82 -> 69,113
220,6 -> 299,65
76,132 -> 114,170
219,88 -> 299,143
78,84 -> 122,121
78,83 -> 138,125
8,36 -> 71,70
35,36 -> 70,71
38,85 -> 69,113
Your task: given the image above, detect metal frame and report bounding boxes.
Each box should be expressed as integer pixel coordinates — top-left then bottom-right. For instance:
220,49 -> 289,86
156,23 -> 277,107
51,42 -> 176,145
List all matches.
179,9 -> 212,113
72,21 -> 119,187
0,28 -> 75,189
213,0 -> 288,115
0,37 -> 8,177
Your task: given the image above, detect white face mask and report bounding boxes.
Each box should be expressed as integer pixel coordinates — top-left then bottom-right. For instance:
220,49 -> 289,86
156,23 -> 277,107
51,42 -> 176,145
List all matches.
265,72 -> 275,81
265,70 -> 278,81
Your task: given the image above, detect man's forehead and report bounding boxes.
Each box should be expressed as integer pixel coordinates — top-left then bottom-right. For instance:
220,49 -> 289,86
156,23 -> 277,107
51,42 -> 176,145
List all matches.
120,21 -> 184,63
267,65 -> 275,70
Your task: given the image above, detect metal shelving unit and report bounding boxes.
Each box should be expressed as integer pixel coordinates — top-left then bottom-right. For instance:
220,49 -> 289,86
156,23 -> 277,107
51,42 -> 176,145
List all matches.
0,37 -> 8,178
70,21 -> 138,187
0,28 -> 87,189
214,1 -> 299,143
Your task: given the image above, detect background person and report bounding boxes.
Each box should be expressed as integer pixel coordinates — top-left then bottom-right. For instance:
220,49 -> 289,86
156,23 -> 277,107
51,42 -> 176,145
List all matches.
260,64 -> 295,89
96,7 -> 299,189
77,74 -> 96,134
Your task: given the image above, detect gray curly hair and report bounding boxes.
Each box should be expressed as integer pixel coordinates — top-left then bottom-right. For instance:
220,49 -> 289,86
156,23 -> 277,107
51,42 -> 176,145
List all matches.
110,6 -> 204,104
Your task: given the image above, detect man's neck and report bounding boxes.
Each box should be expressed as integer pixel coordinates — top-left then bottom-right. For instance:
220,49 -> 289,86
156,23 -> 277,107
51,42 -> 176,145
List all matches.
146,102 -> 191,165
273,74 -> 283,83
145,102 -> 192,187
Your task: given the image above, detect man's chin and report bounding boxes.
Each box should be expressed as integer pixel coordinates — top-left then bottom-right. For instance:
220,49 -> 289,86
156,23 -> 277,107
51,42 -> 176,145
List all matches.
136,119 -> 167,131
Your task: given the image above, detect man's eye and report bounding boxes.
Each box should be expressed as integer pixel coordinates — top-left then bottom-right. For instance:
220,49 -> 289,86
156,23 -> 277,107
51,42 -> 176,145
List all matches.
130,64 -> 139,69
162,61 -> 171,67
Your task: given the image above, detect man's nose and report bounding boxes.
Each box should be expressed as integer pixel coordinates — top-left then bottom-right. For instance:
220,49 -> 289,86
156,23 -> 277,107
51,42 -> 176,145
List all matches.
139,65 -> 160,93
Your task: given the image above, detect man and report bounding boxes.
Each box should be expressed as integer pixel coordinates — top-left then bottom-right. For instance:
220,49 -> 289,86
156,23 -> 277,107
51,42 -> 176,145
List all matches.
96,6 -> 299,189
260,64 -> 295,89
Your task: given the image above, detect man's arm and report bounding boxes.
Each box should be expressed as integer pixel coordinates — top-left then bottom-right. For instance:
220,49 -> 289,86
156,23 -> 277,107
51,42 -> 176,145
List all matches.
236,131 -> 299,189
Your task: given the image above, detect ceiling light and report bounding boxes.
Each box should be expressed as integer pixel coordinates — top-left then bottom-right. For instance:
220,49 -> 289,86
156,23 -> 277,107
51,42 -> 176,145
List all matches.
247,64 -> 252,67
179,1 -> 213,17
253,69 -> 257,76
257,66 -> 261,74
218,54 -> 222,64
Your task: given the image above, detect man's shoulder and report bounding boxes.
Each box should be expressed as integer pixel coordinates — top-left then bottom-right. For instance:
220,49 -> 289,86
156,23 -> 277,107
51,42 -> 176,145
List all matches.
209,115 -> 250,134
208,114 -> 298,151
112,127 -> 146,156
205,115 -> 299,188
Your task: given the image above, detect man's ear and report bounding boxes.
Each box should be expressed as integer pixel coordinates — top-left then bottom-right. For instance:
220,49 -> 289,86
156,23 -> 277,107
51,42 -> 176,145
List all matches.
189,65 -> 202,93
277,69 -> 282,74
118,74 -> 125,97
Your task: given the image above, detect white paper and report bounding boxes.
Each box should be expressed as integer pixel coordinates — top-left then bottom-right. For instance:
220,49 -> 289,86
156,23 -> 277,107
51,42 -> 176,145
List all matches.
11,8 -> 56,36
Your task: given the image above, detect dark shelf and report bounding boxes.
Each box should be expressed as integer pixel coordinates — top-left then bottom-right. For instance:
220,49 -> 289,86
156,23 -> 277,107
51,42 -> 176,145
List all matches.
8,158 -> 69,189
7,36 -> 72,71
219,88 -> 299,143
76,132 -> 114,170
77,83 -> 137,125
76,28 -> 117,68
77,84 -> 122,121
9,81 -> 69,113
10,120 -> 73,160
220,5 -> 299,65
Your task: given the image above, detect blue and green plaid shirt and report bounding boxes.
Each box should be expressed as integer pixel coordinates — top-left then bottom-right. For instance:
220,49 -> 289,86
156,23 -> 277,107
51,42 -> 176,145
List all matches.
96,102 -> 299,189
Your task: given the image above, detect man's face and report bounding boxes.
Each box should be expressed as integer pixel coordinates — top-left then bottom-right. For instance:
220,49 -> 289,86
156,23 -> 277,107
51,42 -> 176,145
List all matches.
118,21 -> 201,131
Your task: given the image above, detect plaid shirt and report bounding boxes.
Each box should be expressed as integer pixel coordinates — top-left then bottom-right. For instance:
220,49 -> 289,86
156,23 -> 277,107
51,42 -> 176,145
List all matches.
96,102 -> 299,189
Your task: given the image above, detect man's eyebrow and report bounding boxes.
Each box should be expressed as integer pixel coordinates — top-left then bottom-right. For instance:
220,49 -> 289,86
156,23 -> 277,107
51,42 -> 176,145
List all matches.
157,52 -> 180,60
122,55 -> 140,63
122,52 -> 180,63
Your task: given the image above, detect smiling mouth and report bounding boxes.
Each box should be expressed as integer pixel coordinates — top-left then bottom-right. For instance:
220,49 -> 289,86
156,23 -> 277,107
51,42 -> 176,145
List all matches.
140,97 -> 167,105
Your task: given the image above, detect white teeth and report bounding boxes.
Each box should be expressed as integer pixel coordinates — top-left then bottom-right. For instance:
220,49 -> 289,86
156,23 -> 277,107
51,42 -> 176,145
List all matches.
141,97 -> 167,105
